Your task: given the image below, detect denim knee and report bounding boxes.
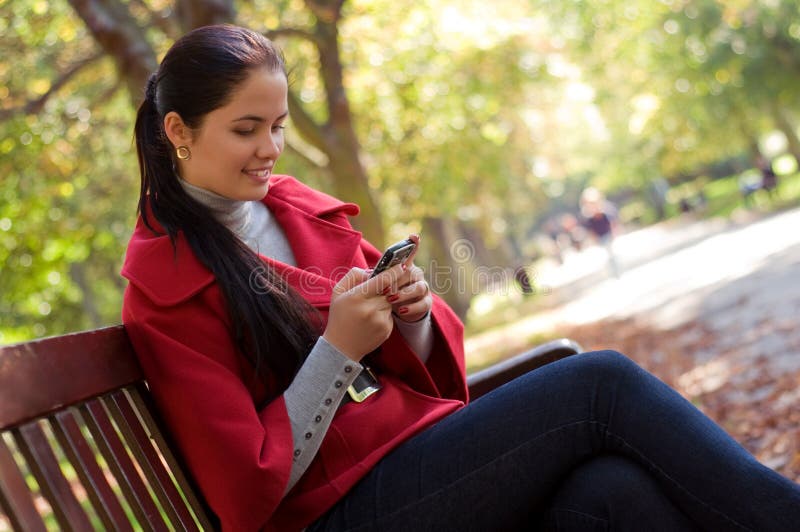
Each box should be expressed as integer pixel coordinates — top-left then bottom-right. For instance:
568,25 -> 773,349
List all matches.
572,349 -> 641,380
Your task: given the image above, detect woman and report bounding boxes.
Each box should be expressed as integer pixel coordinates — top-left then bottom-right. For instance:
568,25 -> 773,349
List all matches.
122,24 -> 800,531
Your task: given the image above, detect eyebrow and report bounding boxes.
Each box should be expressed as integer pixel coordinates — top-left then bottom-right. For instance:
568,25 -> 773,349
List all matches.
232,111 -> 289,123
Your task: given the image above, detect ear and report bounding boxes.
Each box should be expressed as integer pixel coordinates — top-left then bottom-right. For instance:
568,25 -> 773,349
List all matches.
163,111 -> 193,148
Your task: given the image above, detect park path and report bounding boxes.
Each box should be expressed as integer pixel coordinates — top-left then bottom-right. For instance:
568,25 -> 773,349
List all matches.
465,206 -> 800,481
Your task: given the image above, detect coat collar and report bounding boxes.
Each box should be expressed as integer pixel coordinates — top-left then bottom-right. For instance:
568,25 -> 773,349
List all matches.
121,175 -> 364,307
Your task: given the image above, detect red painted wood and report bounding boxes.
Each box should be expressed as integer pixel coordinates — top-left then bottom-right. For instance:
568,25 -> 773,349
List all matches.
12,422 -> 93,530
0,326 -> 143,428
0,437 -> 47,532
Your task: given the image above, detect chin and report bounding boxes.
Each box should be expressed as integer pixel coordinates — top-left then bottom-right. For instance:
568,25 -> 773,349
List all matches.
244,183 -> 269,201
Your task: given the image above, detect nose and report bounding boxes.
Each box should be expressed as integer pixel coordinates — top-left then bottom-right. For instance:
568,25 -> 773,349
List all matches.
256,132 -> 282,160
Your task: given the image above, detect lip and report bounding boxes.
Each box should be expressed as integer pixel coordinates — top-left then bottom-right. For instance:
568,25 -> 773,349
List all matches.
243,167 -> 272,183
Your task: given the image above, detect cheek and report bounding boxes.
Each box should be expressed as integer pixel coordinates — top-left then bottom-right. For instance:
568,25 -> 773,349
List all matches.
222,138 -> 256,164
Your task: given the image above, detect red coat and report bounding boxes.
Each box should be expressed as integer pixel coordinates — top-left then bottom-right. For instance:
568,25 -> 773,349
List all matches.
121,175 -> 468,531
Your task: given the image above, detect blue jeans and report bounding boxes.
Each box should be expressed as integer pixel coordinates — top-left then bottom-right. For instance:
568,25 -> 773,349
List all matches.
309,351 -> 800,531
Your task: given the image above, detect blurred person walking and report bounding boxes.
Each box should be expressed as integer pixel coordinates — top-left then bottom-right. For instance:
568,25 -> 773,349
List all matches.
580,187 -> 621,278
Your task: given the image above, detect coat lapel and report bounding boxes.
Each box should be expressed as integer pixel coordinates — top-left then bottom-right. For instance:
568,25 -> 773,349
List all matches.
262,176 -> 367,307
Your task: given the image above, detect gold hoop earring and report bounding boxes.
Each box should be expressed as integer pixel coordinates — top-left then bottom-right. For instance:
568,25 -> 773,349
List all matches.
176,145 -> 191,160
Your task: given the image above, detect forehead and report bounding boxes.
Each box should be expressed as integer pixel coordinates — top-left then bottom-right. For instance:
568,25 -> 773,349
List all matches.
214,67 -> 288,116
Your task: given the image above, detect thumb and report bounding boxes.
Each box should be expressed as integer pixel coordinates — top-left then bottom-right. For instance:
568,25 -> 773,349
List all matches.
332,267 -> 370,295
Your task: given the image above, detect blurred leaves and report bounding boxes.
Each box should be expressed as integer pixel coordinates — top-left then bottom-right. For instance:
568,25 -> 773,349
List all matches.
1,0 -> 799,341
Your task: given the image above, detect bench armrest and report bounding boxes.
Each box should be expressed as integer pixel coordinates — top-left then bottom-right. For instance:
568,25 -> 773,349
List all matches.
467,338 -> 583,400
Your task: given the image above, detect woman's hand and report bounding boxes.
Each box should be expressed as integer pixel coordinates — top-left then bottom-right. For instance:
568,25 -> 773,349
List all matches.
385,234 -> 432,323
322,264 -> 406,362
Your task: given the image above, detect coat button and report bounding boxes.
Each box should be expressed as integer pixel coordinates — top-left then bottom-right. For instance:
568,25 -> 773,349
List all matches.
305,432 -> 313,439
315,415 -> 322,423
344,366 -> 353,373
335,381 -> 343,388
293,449 -> 301,457
324,398 -> 332,405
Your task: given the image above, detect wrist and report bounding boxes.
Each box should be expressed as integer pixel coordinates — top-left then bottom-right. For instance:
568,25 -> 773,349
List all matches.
321,332 -> 361,361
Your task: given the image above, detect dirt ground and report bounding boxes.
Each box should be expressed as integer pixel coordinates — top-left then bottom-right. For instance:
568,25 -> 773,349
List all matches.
466,206 -> 800,482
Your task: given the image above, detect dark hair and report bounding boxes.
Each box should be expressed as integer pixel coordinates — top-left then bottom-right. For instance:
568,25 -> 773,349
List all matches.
133,24 -> 322,399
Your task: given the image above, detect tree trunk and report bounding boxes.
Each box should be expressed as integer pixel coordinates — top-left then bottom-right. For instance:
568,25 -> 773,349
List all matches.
456,220 -> 494,268
175,0 -> 236,30
422,216 -> 472,321
312,13 -> 384,245
69,263 -> 103,328
770,104 -> 800,167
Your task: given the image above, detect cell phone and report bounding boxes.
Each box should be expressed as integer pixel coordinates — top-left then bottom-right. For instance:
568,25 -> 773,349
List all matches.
370,239 -> 417,278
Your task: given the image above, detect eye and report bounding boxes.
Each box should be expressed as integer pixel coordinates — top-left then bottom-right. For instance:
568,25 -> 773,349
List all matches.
234,129 -> 255,136
272,124 -> 286,132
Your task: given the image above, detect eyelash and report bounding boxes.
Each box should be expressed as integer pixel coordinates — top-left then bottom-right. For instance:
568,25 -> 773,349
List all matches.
234,125 -> 286,136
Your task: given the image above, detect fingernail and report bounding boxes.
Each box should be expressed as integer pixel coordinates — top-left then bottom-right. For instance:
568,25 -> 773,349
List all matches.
401,263 -> 407,271
381,286 -> 391,295
387,294 -> 400,303
398,307 -> 409,314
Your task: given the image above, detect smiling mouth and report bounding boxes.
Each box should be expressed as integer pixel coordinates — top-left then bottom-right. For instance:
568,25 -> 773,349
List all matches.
243,168 -> 271,179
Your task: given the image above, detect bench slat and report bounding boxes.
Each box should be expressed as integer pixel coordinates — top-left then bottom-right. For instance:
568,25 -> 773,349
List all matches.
51,409 -> 133,532
0,437 -> 47,532
81,401 -> 166,531
12,421 -> 94,530
128,384 -> 216,531
106,389 -> 199,530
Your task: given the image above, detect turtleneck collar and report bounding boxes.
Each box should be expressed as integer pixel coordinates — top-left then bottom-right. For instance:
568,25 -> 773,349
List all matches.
179,178 -> 253,237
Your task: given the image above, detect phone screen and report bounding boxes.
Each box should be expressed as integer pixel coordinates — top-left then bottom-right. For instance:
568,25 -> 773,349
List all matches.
370,239 -> 416,278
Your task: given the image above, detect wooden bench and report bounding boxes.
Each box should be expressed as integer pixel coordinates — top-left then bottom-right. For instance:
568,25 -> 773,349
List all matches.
0,326 -> 581,531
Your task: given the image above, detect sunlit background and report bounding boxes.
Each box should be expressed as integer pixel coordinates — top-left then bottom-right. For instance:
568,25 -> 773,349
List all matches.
3,0 -> 798,341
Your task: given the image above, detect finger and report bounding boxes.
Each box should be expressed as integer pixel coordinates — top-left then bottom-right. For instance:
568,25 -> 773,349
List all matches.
363,262 -> 406,296
391,264 -> 423,291
393,298 -> 431,319
332,267 -> 370,295
389,280 -> 428,305
405,234 -> 421,264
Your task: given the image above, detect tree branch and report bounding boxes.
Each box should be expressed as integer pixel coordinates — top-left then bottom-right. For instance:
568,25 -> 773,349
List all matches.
285,138 -> 329,168
129,0 -> 180,39
91,79 -> 124,111
68,0 -> 158,103
0,52 -> 103,121
265,27 -> 321,46
287,88 -> 330,154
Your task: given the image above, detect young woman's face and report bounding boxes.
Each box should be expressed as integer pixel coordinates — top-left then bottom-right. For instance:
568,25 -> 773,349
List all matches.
176,67 -> 288,201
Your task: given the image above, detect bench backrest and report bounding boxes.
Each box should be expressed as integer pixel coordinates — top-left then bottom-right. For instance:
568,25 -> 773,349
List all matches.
0,326 -> 213,531
0,326 -> 581,530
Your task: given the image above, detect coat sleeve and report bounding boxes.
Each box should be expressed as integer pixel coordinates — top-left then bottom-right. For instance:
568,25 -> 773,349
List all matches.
122,283 -> 292,531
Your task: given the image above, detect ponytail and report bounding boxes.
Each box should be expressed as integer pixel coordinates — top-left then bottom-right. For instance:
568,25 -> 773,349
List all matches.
133,65 -> 323,400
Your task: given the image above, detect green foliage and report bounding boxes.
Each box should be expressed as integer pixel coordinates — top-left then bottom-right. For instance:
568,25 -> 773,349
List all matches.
2,0 -> 799,341
0,0 -> 138,343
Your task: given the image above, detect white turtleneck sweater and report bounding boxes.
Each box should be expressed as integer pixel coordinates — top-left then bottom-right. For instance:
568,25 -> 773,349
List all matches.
179,179 -> 433,493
